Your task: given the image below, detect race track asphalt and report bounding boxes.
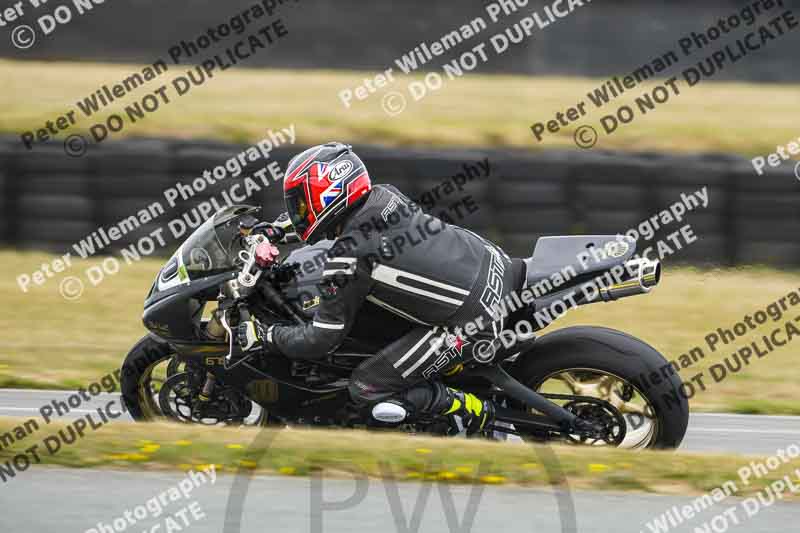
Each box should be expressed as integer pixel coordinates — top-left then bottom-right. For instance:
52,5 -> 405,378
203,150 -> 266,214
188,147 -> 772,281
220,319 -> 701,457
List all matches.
1,389 -> 799,532
0,389 -> 797,455
3,468 -> 797,533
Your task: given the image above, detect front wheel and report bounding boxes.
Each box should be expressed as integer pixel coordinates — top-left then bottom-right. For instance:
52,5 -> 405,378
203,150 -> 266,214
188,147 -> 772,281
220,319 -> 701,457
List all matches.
507,326 -> 689,449
120,334 -> 174,420
120,334 -> 270,426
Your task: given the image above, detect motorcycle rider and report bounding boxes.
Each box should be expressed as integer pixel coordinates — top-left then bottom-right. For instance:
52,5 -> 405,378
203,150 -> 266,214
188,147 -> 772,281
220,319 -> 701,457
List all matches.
238,142 -> 526,434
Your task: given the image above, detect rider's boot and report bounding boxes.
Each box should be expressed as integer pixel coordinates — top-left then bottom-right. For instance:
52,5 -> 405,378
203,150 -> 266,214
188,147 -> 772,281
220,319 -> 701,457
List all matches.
426,383 -> 495,435
370,382 -> 495,435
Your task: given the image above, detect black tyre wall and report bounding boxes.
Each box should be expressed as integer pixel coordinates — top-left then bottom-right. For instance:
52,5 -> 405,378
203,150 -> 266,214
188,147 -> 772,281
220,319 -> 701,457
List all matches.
508,326 -> 689,449
119,334 -> 173,421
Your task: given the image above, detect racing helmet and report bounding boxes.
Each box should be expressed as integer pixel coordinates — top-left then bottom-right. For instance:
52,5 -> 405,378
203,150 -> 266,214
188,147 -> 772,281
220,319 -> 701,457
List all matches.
283,142 -> 371,243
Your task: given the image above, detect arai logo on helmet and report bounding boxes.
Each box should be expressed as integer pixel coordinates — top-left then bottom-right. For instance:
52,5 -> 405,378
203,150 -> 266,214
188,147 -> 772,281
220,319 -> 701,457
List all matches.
328,160 -> 354,181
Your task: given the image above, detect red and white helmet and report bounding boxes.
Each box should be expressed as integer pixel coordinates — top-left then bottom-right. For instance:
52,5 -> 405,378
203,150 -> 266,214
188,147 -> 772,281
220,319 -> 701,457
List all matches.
283,142 -> 371,243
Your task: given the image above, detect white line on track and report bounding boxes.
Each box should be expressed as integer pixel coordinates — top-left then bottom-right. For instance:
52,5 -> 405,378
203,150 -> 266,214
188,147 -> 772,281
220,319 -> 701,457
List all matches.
691,413 -> 800,421
0,389 -> 119,394
689,428 -> 800,435
0,407 -> 97,413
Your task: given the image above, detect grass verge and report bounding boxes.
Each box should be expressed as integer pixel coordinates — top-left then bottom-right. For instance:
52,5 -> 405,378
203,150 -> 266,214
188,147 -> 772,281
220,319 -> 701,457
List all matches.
2,250 -> 800,414
1,418 -> 798,499
1,59 -> 799,156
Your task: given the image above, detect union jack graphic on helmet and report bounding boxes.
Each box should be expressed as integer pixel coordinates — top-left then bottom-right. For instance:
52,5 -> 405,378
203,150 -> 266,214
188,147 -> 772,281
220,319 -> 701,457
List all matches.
320,179 -> 344,208
283,142 -> 372,243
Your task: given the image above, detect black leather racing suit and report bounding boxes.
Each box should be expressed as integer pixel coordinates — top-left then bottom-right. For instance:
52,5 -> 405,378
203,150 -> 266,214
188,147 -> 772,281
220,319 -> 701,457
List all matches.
270,184 -> 525,413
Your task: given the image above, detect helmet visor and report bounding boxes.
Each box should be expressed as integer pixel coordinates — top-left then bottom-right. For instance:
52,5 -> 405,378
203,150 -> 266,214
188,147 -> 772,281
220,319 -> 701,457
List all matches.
285,186 -> 312,240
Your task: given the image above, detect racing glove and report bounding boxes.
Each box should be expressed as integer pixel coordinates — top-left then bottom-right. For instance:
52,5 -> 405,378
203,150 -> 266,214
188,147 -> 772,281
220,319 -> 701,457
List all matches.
237,319 -> 265,352
236,319 -> 282,358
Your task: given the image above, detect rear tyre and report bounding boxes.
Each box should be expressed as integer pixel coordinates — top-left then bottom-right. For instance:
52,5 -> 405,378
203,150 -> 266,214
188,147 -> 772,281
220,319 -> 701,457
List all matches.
507,326 -> 689,449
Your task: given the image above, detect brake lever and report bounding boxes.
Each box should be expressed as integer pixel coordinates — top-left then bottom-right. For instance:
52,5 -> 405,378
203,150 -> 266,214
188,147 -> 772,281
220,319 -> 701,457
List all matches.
269,262 -> 301,284
252,222 -> 286,244
271,212 -> 301,244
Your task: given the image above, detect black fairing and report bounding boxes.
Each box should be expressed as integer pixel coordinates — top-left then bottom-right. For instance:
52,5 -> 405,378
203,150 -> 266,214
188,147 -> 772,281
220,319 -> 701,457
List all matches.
143,271 -> 235,341
143,237 -> 412,351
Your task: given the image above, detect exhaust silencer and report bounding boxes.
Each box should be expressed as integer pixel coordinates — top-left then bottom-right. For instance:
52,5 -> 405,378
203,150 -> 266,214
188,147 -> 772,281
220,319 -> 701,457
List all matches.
598,257 -> 661,302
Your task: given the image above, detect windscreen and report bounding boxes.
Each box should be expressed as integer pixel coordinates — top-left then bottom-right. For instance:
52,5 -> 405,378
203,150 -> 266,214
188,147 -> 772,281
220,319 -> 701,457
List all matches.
178,205 -> 260,280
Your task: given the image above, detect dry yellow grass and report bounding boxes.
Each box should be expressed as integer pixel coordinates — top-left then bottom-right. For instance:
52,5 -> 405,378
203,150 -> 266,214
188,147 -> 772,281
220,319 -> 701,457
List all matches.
1,418 -> 798,498
555,266 -> 800,414
1,250 -> 798,413
1,59 -> 798,155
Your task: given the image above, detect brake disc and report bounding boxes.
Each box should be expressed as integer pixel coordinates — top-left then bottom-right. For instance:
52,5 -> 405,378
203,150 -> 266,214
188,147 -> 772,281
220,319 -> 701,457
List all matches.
544,393 -> 627,446
158,372 -> 251,425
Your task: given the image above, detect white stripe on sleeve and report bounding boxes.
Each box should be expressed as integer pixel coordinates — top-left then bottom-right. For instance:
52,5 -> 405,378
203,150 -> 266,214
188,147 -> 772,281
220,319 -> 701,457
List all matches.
312,321 -> 346,330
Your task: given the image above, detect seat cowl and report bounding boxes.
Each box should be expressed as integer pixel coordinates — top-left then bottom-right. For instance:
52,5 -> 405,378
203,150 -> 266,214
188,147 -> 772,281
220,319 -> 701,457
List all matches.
524,235 -> 637,288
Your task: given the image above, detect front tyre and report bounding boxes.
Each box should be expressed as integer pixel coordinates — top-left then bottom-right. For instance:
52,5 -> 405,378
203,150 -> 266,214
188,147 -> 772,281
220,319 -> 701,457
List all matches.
120,334 -> 272,426
508,326 -> 689,449
120,334 -> 175,421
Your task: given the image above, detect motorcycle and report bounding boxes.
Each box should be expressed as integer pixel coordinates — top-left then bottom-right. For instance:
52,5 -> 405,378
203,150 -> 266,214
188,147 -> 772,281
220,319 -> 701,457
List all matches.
120,204 -> 689,449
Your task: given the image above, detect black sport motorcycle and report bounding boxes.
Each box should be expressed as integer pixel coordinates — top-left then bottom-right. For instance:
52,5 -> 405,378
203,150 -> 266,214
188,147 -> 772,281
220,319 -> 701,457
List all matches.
121,204 -> 689,449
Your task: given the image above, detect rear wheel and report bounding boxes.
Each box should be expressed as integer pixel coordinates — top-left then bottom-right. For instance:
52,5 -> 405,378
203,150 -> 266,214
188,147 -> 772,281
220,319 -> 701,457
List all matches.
507,326 -> 689,449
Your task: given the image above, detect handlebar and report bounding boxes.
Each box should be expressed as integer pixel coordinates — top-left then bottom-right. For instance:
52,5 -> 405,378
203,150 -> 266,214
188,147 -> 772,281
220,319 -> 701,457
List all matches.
233,225 -> 305,325
239,211 -> 298,245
